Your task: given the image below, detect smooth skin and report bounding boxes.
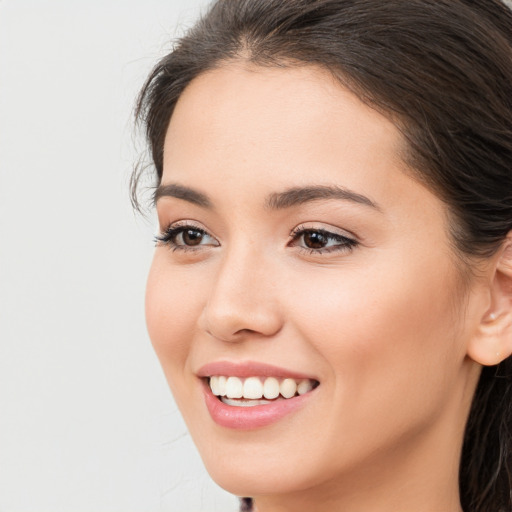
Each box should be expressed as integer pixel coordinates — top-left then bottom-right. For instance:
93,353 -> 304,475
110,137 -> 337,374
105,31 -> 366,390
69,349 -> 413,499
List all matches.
146,63 -> 512,512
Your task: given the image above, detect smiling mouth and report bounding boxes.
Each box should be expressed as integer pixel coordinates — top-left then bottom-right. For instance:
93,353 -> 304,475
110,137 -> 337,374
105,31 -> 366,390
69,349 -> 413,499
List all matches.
208,376 -> 320,406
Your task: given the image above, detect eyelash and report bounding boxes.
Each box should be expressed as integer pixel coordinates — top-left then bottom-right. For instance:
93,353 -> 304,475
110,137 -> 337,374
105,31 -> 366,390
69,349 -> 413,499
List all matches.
154,222 -> 216,253
289,224 -> 358,254
155,222 -> 359,254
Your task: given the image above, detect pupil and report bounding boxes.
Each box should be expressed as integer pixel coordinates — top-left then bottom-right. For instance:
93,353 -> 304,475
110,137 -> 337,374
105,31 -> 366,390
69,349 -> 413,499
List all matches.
183,229 -> 203,246
304,231 -> 326,249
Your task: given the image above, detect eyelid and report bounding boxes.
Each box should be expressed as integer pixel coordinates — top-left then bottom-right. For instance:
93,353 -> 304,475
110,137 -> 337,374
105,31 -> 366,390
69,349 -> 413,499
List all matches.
288,222 -> 359,255
155,219 -> 220,250
289,222 -> 358,241
159,219 -> 206,232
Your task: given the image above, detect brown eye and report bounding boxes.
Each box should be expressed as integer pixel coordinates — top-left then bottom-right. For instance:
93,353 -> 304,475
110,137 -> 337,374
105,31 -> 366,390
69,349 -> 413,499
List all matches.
155,224 -> 219,250
303,231 -> 328,249
180,229 -> 204,246
289,227 -> 358,254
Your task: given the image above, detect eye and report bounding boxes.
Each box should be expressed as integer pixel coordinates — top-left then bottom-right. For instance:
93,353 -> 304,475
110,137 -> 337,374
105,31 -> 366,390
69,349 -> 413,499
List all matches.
289,225 -> 358,254
155,222 -> 219,251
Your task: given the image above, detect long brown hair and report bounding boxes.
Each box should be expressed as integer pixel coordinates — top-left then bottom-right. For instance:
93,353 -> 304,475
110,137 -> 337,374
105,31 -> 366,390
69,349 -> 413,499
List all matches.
133,1 -> 512,510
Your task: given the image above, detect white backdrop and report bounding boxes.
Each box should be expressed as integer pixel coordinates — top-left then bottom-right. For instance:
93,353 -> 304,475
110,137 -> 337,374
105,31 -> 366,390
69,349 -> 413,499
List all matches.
0,1 -> 237,511
3,1 -> 512,512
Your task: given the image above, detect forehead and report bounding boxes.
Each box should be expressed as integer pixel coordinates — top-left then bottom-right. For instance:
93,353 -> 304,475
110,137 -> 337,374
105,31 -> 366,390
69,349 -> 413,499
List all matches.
159,63 -> 454,242
163,63 -> 404,186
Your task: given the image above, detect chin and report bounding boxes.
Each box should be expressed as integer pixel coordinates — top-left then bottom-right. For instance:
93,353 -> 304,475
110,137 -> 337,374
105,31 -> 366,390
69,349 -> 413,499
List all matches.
204,460 -> 306,498
194,434 -> 330,499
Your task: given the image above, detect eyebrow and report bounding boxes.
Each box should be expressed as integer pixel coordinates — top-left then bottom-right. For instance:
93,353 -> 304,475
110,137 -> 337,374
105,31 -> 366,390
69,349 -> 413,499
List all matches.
154,183 -> 381,212
153,183 -> 212,208
265,185 -> 381,211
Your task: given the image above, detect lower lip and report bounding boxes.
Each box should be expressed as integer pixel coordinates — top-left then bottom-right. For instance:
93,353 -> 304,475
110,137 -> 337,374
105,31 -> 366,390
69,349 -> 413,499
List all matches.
202,380 -> 316,429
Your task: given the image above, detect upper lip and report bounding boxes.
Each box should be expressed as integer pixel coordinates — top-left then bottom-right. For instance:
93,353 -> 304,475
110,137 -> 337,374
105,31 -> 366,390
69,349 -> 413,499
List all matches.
196,360 -> 319,381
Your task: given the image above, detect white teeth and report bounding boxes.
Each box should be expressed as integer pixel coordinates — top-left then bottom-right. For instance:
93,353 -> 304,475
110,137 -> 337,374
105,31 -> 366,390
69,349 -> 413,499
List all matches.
280,378 -> 297,399
209,375 -> 317,401
210,376 -> 220,396
222,397 -> 276,407
225,376 -> 243,398
243,377 -> 263,399
263,377 -> 280,399
297,379 -> 313,395
217,376 -> 227,396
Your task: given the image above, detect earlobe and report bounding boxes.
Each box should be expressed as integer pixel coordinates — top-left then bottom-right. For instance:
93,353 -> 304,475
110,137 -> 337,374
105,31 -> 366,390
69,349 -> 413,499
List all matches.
467,233 -> 512,367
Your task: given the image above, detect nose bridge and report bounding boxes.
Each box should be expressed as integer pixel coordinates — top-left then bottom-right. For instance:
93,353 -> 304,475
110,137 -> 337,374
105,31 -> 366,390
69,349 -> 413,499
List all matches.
202,239 -> 281,341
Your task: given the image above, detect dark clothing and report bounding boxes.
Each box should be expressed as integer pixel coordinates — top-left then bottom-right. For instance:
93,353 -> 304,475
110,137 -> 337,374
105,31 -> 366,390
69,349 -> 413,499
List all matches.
240,497 -> 253,511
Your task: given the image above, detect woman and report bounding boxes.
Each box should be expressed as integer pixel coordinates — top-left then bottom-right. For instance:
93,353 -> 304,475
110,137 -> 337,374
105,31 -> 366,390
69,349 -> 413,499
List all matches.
132,1 -> 512,511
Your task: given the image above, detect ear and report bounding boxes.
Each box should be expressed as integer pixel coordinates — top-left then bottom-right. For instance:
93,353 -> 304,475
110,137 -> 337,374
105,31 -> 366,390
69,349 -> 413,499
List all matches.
467,233 -> 512,366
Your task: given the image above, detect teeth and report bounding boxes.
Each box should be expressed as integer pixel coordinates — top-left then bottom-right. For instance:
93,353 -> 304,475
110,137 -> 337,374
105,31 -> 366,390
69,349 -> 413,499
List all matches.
297,379 -> 313,395
225,376 -> 243,398
209,376 -> 317,401
280,378 -> 297,399
210,376 -> 220,396
243,377 -> 263,399
263,377 -> 280,399
222,397 -> 277,407
217,376 -> 227,396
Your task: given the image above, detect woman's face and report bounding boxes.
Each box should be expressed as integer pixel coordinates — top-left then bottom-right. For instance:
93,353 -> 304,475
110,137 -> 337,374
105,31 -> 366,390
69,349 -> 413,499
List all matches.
146,64 -> 480,503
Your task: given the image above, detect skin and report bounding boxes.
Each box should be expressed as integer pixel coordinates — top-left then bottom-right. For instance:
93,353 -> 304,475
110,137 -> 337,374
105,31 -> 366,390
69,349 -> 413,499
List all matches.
145,63 -> 497,512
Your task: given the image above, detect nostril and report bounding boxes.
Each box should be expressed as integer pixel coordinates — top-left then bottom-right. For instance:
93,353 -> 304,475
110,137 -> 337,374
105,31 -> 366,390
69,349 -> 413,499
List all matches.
198,274 -> 283,340
203,317 -> 282,343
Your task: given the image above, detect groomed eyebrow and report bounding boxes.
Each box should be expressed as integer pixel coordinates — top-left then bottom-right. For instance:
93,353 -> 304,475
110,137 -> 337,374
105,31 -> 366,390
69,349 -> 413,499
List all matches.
153,183 -> 212,208
265,185 -> 381,211
153,183 -> 381,212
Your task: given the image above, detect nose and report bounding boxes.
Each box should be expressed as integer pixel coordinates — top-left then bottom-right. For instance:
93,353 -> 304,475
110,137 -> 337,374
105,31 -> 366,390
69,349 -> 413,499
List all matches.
199,247 -> 283,343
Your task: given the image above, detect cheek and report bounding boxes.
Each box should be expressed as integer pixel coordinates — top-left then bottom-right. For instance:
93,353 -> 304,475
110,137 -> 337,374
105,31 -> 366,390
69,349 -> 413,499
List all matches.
291,262 -> 456,344
145,254 -> 205,383
287,254 -> 463,419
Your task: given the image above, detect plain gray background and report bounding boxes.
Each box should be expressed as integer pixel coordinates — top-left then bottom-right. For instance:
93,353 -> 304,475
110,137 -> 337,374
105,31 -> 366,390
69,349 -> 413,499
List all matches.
0,1 -> 237,511
2,1 -> 512,511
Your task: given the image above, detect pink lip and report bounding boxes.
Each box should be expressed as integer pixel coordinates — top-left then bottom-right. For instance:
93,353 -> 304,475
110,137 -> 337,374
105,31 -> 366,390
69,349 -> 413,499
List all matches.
196,360 -> 317,380
197,361 -> 319,430
201,380 -> 317,429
